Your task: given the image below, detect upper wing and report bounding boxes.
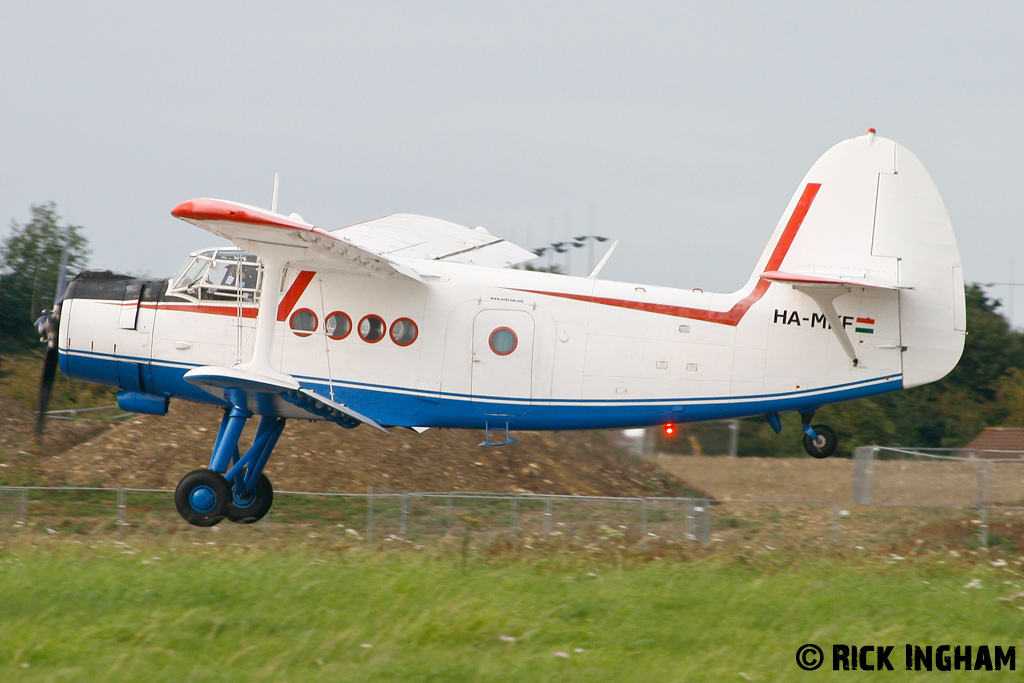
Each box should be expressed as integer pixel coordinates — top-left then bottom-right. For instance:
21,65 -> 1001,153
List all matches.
332,214 -> 537,268
171,199 -> 535,280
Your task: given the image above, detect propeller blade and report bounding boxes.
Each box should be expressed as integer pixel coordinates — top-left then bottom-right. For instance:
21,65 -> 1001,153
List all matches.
54,242 -> 71,305
35,343 -> 59,440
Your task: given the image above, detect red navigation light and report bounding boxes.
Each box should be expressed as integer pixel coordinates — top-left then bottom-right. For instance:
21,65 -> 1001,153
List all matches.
664,423 -> 675,436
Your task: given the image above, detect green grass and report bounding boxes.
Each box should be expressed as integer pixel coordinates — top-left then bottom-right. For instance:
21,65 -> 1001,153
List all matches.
1,535 -> 1022,682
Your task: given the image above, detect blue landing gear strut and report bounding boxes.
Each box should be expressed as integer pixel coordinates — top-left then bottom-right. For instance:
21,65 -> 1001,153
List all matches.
174,407 -> 286,526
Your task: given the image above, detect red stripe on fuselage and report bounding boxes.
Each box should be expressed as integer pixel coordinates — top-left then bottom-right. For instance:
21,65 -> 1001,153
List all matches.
510,183 -> 821,326
102,301 -> 260,318
276,271 -> 316,321
142,303 -> 259,318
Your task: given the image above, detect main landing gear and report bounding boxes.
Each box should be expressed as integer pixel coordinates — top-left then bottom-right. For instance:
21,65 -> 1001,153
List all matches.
174,407 -> 285,527
765,410 -> 839,459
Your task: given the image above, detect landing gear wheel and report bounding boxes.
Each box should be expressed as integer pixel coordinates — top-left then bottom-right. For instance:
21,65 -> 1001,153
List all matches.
175,469 -> 231,527
226,473 -> 274,524
803,424 -> 838,459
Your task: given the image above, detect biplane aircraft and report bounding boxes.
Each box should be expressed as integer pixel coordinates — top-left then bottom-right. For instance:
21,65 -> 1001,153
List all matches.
35,131 -> 966,526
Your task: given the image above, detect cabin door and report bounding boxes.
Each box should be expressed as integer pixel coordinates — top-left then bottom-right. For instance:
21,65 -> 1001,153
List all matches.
471,310 -> 533,416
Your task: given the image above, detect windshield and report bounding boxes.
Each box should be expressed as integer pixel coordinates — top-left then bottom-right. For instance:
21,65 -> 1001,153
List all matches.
170,250 -> 262,302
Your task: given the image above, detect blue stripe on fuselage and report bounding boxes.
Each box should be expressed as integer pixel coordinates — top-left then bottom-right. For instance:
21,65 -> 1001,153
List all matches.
59,348 -> 903,430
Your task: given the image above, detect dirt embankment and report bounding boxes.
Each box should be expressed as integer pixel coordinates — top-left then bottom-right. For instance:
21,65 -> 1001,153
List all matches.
651,453 -> 1024,507
5,396 -> 693,497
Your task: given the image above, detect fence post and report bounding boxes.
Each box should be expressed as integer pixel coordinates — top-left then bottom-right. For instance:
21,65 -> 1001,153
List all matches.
401,494 -> 410,538
366,487 -> 375,545
852,446 -> 877,505
446,495 -> 454,535
977,460 -> 992,551
116,489 -> 128,526
727,420 -> 740,457
18,488 -> 29,525
640,499 -> 649,539
509,496 -> 519,533
697,499 -> 711,543
832,502 -> 842,545
543,498 -> 553,537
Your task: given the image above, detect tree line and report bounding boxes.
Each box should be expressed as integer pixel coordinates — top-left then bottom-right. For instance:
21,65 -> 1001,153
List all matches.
0,203 -> 89,348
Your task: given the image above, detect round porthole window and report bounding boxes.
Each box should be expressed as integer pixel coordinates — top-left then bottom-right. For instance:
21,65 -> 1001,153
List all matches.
390,318 -> 418,346
358,314 -> 386,343
489,327 -> 517,355
289,308 -> 318,337
325,312 -> 352,340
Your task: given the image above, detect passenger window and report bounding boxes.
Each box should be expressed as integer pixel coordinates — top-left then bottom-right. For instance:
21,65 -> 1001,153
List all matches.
290,309 -> 318,337
489,327 -> 517,355
358,315 -> 386,343
390,318 -> 418,346
325,312 -> 352,340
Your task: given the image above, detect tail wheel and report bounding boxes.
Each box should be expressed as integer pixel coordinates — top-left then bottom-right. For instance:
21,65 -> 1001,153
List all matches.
803,424 -> 838,459
227,473 -> 274,524
175,469 -> 231,527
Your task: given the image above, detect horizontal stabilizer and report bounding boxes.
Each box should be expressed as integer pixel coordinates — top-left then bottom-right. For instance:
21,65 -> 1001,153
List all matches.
183,366 -> 388,432
760,271 -> 910,290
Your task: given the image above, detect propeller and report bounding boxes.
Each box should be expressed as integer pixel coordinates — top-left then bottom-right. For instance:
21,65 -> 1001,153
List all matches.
33,245 -> 71,441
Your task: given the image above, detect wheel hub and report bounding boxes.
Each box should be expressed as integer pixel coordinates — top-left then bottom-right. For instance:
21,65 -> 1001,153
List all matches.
189,485 -> 217,513
233,490 -> 256,509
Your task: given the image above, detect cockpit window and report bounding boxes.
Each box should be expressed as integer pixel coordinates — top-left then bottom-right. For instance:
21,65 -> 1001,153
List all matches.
175,258 -> 210,291
169,249 -> 262,303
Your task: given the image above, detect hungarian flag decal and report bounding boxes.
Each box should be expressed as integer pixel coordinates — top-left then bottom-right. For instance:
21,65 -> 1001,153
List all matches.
855,317 -> 875,334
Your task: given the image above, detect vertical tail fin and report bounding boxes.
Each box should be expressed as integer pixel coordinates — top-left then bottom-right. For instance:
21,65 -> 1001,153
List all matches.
754,131 -> 965,387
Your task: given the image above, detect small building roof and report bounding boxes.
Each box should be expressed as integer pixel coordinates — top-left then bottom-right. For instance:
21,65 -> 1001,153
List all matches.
961,427 -> 1024,459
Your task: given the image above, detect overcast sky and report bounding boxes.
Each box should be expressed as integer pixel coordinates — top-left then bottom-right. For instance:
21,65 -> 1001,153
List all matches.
3,3 -> 1023,322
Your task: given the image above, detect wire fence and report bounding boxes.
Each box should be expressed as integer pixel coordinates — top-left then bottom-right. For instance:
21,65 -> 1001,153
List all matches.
3,445 -> 1022,551
3,457 -> 1022,553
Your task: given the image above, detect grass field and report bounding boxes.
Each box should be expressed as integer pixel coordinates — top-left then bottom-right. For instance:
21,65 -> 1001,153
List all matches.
2,529 -> 1022,682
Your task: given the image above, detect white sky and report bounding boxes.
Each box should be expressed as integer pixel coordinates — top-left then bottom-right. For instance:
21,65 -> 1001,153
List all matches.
3,2 -> 1023,322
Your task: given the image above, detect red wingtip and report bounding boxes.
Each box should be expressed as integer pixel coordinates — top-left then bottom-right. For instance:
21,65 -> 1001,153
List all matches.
171,200 -> 195,218
170,198 -> 311,231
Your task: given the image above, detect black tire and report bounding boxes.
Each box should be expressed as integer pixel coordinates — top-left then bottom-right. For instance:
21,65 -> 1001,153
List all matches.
174,469 -> 231,527
803,424 -> 838,458
226,473 -> 274,524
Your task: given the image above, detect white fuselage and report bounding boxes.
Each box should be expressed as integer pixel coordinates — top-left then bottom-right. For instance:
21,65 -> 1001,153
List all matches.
60,260 -> 904,430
